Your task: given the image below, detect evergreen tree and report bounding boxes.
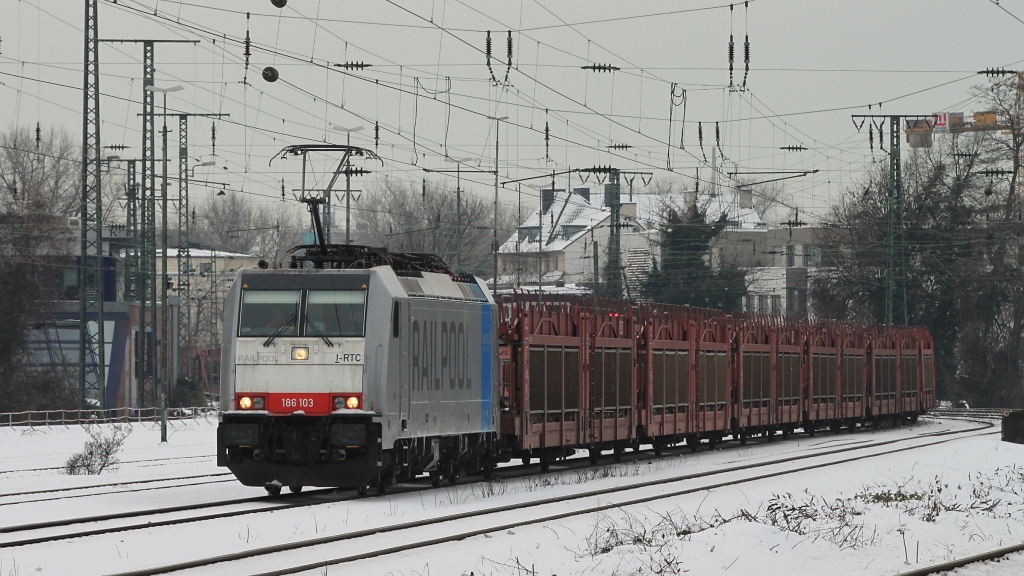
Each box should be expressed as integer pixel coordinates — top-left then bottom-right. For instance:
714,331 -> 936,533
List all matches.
641,201 -> 747,311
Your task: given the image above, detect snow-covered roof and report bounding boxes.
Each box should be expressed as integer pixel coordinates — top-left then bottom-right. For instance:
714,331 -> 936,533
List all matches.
500,187 -> 763,255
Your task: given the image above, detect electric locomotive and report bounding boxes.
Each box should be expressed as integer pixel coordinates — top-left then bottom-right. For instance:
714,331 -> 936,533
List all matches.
217,202 -> 499,495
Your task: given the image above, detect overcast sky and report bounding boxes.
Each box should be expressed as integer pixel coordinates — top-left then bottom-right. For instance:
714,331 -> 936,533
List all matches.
0,0 -> 1020,225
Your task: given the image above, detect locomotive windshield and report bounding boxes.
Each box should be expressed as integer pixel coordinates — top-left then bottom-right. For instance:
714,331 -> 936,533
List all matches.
236,289 -> 366,338
306,290 -> 366,337
238,291 -> 300,337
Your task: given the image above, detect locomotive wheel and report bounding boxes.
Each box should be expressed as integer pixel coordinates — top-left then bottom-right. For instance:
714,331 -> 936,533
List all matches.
288,485 -> 302,494
429,471 -> 441,487
447,467 -> 461,486
265,484 -> 282,497
376,481 -> 389,495
356,485 -> 368,496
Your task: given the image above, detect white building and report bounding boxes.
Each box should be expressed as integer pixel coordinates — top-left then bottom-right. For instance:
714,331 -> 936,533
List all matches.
496,185 -> 765,297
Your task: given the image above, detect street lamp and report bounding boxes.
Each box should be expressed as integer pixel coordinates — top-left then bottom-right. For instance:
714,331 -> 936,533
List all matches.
444,156 -> 474,271
332,125 -> 364,244
144,83 -> 182,444
487,115 -> 508,298
190,160 -> 215,178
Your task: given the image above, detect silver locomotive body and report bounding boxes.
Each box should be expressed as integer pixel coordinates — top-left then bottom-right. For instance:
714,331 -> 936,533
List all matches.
216,265 -> 499,492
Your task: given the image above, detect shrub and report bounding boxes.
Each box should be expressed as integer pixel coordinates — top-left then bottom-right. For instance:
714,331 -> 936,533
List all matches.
64,423 -> 133,475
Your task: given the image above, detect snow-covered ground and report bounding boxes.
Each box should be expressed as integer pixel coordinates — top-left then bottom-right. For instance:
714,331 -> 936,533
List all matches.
0,416 -> 1021,576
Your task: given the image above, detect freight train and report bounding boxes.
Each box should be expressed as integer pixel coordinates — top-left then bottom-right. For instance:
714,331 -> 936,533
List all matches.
217,205 -> 936,495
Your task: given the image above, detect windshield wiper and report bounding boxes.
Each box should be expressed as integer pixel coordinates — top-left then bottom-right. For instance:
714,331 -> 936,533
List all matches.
304,317 -> 335,347
262,312 -> 297,347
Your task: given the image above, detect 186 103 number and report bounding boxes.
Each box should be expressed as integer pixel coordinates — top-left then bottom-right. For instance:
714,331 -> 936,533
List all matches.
281,397 -> 314,409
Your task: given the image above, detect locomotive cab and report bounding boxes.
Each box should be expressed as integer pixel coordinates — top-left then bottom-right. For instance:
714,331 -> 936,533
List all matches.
216,259 -> 501,494
217,269 -> 384,492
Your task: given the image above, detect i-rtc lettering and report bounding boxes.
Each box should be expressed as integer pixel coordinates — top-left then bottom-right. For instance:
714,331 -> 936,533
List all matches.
335,353 -> 362,363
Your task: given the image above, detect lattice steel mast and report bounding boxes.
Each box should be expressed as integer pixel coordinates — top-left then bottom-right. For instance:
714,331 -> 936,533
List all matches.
79,0 -> 105,409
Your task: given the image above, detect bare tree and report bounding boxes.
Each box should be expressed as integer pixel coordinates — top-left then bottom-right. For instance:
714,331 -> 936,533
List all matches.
0,125 -> 79,216
355,178 -> 516,275
0,125 -> 82,411
192,194 -> 303,258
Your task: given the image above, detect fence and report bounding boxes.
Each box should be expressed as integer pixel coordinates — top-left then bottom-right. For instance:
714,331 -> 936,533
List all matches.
0,407 -> 215,427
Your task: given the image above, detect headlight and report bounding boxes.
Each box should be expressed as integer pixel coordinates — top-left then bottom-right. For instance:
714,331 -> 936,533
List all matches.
291,346 -> 309,361
252,396 -> 265,410
238,396 -> 252,410
345,396 -> 360,410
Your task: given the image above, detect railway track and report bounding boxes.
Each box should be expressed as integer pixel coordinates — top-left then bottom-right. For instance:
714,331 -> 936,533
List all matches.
85,421 -> 992,576
0,472 -> 234,505
894,542 -> 1024,575
0,417 -> 969,551
926,407 -> 1009,419
0,454 -> 215,476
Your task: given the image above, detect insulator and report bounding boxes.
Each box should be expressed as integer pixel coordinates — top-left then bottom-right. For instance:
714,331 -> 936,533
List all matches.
544,121 -> 550,159
485,30 -> 496,84
742,35 -> 750,87
868,124 -> 874,152
243,13 -> 252,65
505,30 -> 513,85
281,179 -> 286,200
374,121 -> 380,150
211,123 -> 217,156
35,122 -> 41,148
728,35 -> 735,85
334,61 -> 372,70
715,121 -> 721,145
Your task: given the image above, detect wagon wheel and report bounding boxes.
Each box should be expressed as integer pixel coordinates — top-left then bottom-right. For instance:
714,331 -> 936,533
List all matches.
288,485 -> 303,494
429,471 -> 442,487
588,449 -> 600,465
265,484 -> 282,497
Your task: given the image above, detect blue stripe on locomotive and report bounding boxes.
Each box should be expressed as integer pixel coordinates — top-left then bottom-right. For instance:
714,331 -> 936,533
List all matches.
480,304 -> 493,429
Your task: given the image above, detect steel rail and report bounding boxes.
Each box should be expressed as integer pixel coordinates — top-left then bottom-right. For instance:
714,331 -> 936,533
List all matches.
893,542 -> 1024,575
102,421 -> 995,576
